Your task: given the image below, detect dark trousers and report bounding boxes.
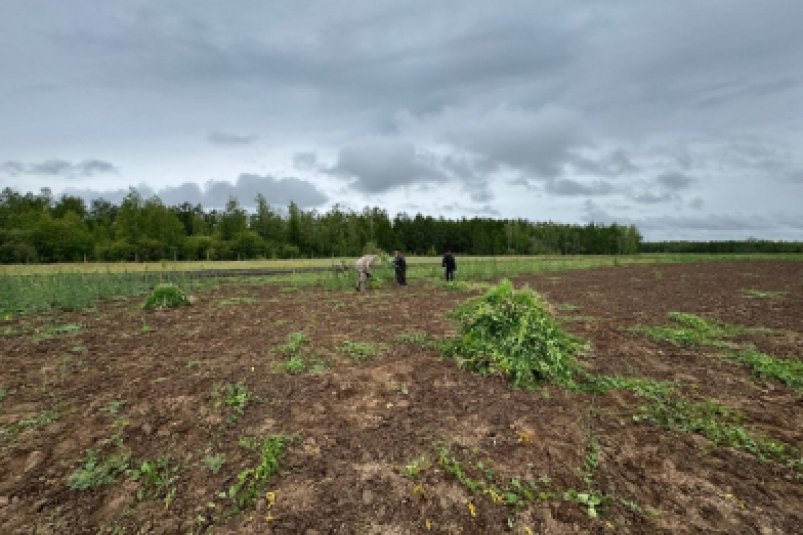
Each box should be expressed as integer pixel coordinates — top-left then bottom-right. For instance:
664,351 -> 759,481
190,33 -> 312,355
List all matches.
445,269 -> 455,281
396,271 -> 407,285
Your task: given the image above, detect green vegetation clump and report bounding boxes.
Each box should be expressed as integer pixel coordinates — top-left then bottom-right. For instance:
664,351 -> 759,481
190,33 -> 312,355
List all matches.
338,340 -> 384,362
728,348 -> 803,393
128,457 -> 180,507
443,279 -> 581,388
227,435 -> 292,512
67,450 -> 130,490
638,312 -> 745,347
142,283 -> 190,310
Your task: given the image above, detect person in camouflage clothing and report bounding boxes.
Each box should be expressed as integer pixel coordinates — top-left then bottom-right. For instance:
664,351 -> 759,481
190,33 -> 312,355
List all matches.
354,254 -> 379,292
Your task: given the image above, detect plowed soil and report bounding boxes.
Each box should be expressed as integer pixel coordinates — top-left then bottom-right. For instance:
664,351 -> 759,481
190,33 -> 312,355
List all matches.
1,260 -> 801,534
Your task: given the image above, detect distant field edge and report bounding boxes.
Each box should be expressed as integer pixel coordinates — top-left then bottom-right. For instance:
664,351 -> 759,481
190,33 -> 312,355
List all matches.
1,253 -> 801,276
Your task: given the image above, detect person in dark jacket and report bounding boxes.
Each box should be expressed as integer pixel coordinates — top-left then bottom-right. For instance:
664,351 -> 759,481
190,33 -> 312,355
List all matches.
392,250 -> 407,286
442,250 -> 456,281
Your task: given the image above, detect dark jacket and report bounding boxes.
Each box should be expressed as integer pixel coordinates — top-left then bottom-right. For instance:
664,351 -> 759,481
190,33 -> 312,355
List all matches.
394,255 -> 407,272
442,253 -> 456,271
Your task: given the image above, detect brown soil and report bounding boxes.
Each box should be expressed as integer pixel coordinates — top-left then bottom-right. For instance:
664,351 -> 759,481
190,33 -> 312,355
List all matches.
1,260 -> 801,534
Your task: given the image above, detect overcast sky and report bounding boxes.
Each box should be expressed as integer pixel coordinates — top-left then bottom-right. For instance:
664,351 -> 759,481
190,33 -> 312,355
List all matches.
1,1 -> 802,240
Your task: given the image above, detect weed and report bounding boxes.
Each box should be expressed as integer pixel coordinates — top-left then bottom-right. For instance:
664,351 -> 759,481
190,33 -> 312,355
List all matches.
338,340 -> 384,362
128,457 -> 181,508
212,381 -> 252,420
280,331 -> 309,356
395,330 -> 439,349
0,406 -> 63,445
563,489 -> 603,519
67,450 -> 130,491
443,279 -> 582,389
226,435 -> 292,512
186,359 -> 201,369
0,386 -> 6,402
33,323 -> 83,342
728,347 -> 803,393
139,319 -> 152,334
142,283 -> 190,310
403,455 -> 431,479
203,452 -> 226,474
635,312 -> 744,347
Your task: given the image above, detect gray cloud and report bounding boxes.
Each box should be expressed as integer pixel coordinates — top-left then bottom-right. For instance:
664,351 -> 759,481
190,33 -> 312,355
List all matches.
657,172 -> 695,190
293,152 -> 318,170
330,139 -> 448,193
207,131 -> 258,146
2,159 -> 118,178
65,174 -> 327,210
546,178 -> 615,197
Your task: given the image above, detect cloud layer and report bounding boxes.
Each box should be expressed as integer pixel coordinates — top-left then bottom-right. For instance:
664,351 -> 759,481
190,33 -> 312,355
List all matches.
1,1 -> 801,239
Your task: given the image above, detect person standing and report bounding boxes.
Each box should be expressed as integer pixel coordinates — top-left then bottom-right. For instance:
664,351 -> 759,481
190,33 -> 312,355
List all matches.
442,250 -> 456,281
392,250 -> 407,286
355,254 -> 379,292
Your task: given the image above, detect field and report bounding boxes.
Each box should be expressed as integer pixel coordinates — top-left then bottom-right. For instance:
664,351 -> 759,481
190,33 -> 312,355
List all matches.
1,258 -> 802,533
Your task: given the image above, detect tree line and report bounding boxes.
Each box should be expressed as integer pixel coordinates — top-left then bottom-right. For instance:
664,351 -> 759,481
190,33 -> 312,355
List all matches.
0,186 -> 639,262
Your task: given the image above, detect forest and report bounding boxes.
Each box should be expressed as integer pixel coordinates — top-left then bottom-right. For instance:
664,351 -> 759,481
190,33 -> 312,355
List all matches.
2,187 -> 799,263
0,188 -> 643,262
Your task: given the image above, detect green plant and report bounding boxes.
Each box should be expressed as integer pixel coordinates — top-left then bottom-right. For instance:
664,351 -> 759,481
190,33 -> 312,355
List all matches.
142,283 -> 191,310
227,435 -> 292,512
636,312 -> 745,347
442,279 -> 582,388
728,347 -> 803,393
395,330 -> 439,349
203,452 -> 226,474
212,381 -> 252,419
128,457 -> 180,507
186,359 -> 201,369
403,455 -> 430,479
563,489 -> 603,519
67,450 -> 130,490
338,340 -> 383,362
0,386 -> 6,402
280,331 -> 309,356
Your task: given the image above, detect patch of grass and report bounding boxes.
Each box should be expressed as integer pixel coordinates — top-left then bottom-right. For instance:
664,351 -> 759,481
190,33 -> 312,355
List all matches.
67,450 -> 130,491
635,312 -> 745,347
203,452 -> 226,474
0,405 -> 63,445
226,435 -> 293,512
186,359 -> 201,369
33,323 -> 84,342
128,457 -> 180,508
728,347 -> 803,393
442,279 -> 582,389
338,340 -> 384,362
634,391 -> 801,466
0,386 -> 6,402
142,283 -> 190,310
395,330 -> 440,349
743,289 -> 786,299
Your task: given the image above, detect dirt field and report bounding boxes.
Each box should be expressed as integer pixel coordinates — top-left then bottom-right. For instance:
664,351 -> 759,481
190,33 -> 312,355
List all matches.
1,260 -> 802,534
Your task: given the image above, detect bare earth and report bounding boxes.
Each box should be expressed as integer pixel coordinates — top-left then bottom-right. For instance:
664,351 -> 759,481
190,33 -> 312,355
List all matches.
1,260 -> 801,534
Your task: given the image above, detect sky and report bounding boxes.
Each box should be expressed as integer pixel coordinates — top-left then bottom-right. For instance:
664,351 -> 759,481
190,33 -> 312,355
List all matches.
1,0 -> 802,241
